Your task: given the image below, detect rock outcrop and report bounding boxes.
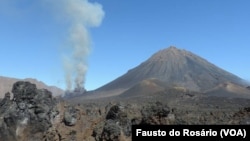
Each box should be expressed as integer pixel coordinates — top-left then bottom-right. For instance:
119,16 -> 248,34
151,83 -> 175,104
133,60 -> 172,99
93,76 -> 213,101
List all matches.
93,104 -> 131,141
63,106 -> 78,126
140,101 -> 170,125
0,81 -> 58,141
92,102 -> 172,141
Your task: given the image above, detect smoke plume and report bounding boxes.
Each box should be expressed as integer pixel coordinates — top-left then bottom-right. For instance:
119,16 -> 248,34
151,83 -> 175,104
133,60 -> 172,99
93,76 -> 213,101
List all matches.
61,0 -> 105,91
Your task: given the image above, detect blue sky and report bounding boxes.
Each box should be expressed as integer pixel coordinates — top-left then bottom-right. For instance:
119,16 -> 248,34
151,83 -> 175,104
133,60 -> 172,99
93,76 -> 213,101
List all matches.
0,0 -> 249,90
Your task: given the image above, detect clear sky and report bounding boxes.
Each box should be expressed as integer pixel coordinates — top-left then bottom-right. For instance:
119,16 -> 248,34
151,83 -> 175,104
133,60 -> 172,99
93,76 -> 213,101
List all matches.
0,0 -> 249,90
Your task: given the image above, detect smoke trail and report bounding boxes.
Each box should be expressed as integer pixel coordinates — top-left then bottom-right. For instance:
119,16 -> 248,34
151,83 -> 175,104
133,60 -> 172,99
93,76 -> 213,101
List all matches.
61,0 -> 105,91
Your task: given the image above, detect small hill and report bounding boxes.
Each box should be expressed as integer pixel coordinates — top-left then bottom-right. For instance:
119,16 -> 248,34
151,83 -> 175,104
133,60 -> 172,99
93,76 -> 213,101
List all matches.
0,76 -> 64,98
205,82 -> 250,98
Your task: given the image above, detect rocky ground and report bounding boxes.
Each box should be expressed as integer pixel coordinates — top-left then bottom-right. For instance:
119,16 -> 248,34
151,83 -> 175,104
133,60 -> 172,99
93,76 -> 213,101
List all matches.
0,81 -> 250,141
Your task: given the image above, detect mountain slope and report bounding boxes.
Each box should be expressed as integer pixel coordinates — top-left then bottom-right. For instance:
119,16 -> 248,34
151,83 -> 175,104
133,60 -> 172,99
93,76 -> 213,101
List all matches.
0,76 -> 64,98
95,46 -> 245,96
119,78 -> 167,98
205,82 -> 250,98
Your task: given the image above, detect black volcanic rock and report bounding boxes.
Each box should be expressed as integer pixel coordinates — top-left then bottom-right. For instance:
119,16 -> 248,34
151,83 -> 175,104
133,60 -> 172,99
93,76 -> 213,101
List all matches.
0,92 -> 11,109
93,103 -> 132,141
140,101 -> 170,125
101,120 -> 121,141
96,46 -> 245,95
0,81 -> 58,141
63,106 -> 78,126
12,81 -> 37,104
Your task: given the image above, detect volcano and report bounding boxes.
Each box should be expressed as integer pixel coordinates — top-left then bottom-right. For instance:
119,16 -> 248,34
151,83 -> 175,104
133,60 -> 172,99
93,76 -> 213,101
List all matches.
91,46 -> 246,97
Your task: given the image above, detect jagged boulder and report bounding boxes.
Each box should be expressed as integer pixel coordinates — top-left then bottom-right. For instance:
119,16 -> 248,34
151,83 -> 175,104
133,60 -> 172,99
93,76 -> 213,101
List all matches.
63,106 -> 78,126
106,104 -> 131,136
93,103 -> 132,141
0,92 -> 12,112
101,120 -> 121,141
0,81 -> 58,141
140,101 -> 170,124
12,81 -> 37,102
106,104 -> 123,120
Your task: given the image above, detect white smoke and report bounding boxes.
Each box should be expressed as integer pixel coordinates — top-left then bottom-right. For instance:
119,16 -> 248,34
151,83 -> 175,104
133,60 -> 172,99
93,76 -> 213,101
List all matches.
0,0 -> 104,91
60,0 -> 105,91
58,0 -> 104,90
